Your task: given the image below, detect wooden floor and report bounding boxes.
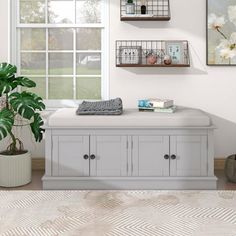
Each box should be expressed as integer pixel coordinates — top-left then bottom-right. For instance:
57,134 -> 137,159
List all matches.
0,170 -> 235,190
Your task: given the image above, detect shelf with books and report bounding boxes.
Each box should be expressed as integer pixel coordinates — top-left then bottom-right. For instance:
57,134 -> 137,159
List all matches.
120,0 -> 171,21
116,40 -> 190,67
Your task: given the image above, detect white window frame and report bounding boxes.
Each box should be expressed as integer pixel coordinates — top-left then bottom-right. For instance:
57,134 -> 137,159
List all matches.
10,0 -> 109,109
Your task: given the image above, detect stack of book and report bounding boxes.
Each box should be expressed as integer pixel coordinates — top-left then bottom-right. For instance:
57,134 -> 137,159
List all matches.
138,99 -> 176,113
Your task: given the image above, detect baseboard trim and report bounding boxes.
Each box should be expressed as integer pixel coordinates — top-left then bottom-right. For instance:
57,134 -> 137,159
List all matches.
32,158 -> 45,171
33,158 -> 226,171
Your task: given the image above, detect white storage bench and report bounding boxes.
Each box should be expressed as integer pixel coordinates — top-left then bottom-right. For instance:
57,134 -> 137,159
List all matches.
42,107 -> 217,190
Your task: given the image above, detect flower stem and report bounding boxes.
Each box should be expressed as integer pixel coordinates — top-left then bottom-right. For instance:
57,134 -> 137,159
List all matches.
216,28 -> 227,39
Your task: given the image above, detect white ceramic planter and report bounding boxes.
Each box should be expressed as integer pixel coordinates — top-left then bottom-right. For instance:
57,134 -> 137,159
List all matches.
0,151 -> 31,187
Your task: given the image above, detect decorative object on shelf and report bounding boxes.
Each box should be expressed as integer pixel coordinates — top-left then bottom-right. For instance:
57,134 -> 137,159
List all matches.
144,50 -> 158,64
126,0 -> 135,14
147,54 -> 158,64
0,62 -> 45,187
163,54 -> 172,65
141,0 -> 147,14
116,40 -> 190,67
224,155 -> 236,183
119,46 -> 142,64
120,0 -> 170,21
165,42 -> 183,64
207,0 -> 236,65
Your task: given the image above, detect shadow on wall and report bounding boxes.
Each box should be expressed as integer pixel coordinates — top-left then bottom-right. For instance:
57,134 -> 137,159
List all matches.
118,66 -> 207,75
207,113 -> 236,158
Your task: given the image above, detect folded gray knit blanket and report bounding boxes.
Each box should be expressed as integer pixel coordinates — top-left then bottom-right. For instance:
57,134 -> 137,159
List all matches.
76,98 -> 123,115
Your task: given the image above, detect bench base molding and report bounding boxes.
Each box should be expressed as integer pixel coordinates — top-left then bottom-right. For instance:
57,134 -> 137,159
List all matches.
35,158 -> 225,171
42,175 -> 217,190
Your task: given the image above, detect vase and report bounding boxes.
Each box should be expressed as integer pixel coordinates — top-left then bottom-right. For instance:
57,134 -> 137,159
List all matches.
0,151 -> 31,187
224,154 -> 236,183
126,3 -> 135,14
141,5 -> 146,14
164,55 -> 172,65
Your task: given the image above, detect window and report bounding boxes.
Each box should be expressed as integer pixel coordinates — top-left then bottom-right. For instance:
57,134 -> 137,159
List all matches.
11,0 -> 109,107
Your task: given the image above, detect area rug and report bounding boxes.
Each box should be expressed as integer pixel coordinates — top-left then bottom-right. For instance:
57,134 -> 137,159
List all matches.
0,191 -> 236,236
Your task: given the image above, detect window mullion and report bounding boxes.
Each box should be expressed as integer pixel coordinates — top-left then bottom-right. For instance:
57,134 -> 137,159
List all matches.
17,24 -> 105,28
45,0 -> 49,99
73,28 -> 77,100
46,0 -> 49,99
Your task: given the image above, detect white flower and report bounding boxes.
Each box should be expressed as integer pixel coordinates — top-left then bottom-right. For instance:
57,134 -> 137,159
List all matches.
228,5 -> 236,26
217,33 -> 236,59
219,48 -> 236,59
208,13 -> 226,30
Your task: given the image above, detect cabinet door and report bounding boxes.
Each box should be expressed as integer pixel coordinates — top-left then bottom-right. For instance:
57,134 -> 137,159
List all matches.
170,136 -> 207,177
132,136 -> 169,177
52,136 -> 90,177
90,136 -> 128,177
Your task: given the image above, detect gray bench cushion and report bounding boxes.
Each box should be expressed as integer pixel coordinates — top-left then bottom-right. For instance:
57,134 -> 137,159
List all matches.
47,107 -> 211,128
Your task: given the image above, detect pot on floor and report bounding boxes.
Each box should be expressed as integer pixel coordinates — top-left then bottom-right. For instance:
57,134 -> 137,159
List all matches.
0,151 -> 31,187
224,154 -> 236,183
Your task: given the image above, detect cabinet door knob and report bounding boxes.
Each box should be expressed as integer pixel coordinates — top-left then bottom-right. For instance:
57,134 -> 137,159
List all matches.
90,154 -> 96,160
171,155 -> 176,160
164,154 -> 170,160
83,154 -> 89,160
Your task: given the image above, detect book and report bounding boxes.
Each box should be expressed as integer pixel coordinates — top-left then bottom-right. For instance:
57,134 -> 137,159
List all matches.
139,106 -> 177,113
138,99 -> 174,108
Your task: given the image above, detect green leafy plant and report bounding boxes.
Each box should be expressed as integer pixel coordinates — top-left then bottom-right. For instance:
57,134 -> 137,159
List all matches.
0,62 -> 45,155
127,0 -> 133,3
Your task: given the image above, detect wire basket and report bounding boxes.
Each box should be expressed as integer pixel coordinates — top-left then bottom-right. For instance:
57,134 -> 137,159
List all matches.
116,40 -> 190,67
120,0 -> 170,20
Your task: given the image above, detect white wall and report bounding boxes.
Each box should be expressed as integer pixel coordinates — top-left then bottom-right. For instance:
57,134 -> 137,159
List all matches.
1,0 -> 236,158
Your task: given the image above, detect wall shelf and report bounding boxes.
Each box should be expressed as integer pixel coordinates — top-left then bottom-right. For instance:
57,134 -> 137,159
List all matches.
116,40 -> 190,67
120,0 -> 171,21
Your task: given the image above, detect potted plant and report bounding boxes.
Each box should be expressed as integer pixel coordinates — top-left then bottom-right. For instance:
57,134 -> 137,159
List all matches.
0,62 -> 45,187
225,154 -> 236,183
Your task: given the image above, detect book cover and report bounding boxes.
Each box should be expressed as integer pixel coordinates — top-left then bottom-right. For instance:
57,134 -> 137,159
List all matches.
148,99 -> 174,108
139,106 -> 177,113
138,99 -> 174,108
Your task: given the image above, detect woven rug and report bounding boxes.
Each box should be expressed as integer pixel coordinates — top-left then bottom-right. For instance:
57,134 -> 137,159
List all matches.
0,191 -> 236,236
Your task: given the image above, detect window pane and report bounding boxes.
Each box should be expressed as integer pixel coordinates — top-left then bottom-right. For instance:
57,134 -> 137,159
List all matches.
21,53 -> 46,75
76,77 -> 101,99
20,0 -> 45,23
76,53 -> 101,75
48,0 -> 74,23
49,29 -> 73,50
76,28 -> 101,50
22,77 -> 46,99
76,0 -> 101,23
21,29 -> 46,50
49,53 -> 73,75
49,77 -> 73,99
